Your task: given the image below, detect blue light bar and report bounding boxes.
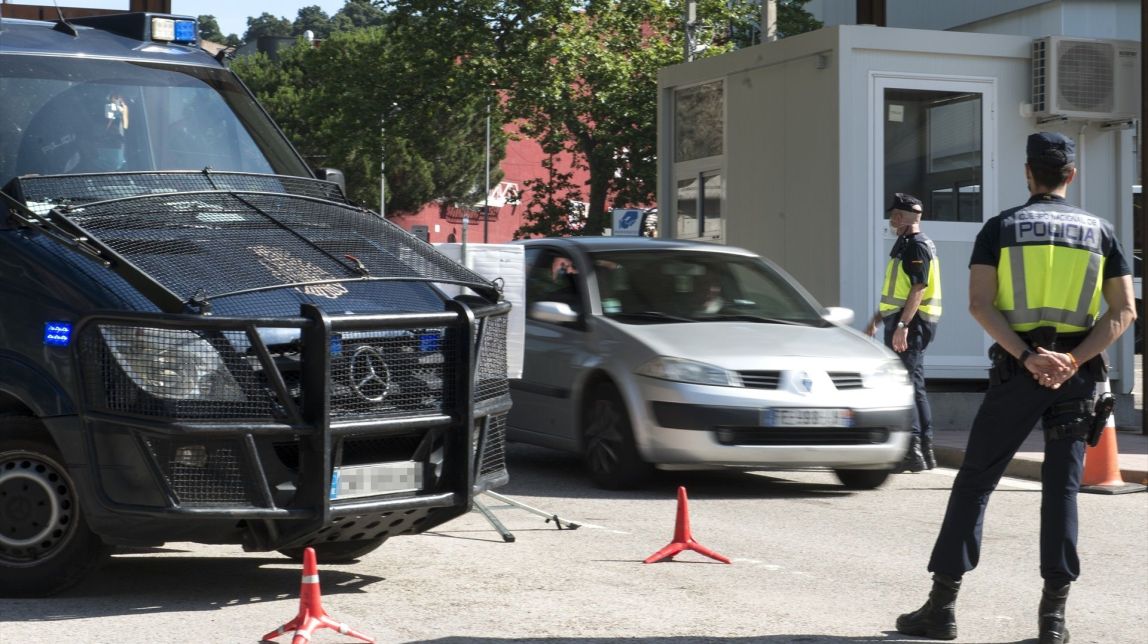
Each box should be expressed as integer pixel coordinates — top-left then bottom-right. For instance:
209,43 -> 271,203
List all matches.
44,322 -> 73,347
173,20 -> 197,43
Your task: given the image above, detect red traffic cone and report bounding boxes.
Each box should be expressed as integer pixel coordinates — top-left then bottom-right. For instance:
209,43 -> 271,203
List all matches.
643,486 -> 731,564
261,547 -> 376,644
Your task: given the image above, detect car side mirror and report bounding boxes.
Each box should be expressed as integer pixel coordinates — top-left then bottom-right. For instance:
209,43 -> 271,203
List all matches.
529,301 -> 580,324
822,306 -> 854,326
315,168 -> 346,196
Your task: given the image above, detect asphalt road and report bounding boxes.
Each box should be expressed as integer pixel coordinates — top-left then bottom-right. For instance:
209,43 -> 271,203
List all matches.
3,444 -> 1146,644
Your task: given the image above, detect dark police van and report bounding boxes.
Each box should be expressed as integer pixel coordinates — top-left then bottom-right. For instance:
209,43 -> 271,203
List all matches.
0,13 -> 510,596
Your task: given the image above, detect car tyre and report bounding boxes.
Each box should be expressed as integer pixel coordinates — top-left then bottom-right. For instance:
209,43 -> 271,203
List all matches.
581,382 -> 652,489
0,420 -> 110,597
278,538 -> 388,564
834,468 -> 893,490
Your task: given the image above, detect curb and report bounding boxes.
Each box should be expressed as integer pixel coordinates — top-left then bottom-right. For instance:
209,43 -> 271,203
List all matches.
933,446 -> 1148,487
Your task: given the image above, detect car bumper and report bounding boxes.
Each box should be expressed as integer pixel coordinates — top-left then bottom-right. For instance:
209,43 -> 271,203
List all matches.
630,377 -> 913,470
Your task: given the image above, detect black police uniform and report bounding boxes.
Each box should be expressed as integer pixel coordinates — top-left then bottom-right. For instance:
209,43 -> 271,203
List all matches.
883,231 -> 938,454
927,193 -> 1129,586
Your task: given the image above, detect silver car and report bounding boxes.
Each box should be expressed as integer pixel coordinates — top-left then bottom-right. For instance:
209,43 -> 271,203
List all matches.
507,237 -> 914,490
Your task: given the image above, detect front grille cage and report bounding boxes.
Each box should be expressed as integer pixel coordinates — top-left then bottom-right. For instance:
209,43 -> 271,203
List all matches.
329,329 -> 456,419
479,413 -> 508,478
80,323 -> 275,419
144,436 -> 250,507
475,314 -> 509,402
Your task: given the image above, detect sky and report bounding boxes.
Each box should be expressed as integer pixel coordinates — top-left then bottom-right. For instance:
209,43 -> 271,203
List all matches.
32,1 -> 348,38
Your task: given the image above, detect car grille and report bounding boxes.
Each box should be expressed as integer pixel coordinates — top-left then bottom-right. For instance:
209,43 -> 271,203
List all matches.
715,427 -> 890,446
828,372 -> 864,390
329,329 -> 455,419
739,370 -> 782,389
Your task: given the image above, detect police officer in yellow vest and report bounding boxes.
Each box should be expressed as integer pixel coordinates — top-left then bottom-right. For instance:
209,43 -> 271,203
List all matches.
895,132 -> 1136,644
866,193 -> 941,472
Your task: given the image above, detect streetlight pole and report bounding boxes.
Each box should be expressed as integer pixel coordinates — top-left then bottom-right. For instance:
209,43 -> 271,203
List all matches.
385,114 -> 390,216
483,100 -> 491,243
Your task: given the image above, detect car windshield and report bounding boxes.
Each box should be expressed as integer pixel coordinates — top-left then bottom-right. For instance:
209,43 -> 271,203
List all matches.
589,250 -> 826,325
0,54 -> 309,187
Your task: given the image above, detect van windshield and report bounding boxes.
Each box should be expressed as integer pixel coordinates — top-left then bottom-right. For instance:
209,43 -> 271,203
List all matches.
0,55 -> 309,188
589,250 -> 826,325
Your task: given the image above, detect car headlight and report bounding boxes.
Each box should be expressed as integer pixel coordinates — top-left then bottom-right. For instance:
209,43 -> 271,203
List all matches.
861,360 -> 910,389
101,327 -> 245,401
635,357 -> 743,387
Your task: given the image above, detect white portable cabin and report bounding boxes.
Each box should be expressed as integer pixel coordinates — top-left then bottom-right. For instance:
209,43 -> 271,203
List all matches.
657,24 -> 1139,393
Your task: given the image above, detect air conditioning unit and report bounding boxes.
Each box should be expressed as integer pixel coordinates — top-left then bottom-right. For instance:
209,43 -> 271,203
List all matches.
1032,36 -> 1140,121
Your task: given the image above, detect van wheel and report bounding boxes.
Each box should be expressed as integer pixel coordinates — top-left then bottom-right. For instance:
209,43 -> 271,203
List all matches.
834,468 -> 893,490
278,538 -> 388,564
581,382 -> 651,489
0,428 -> 109,597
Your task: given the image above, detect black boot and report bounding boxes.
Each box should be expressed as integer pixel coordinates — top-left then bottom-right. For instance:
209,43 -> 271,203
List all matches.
900,436 -> 926,472
1039,581 -> 1071,644
896,574 -> 960,640
921,436 -> 937,469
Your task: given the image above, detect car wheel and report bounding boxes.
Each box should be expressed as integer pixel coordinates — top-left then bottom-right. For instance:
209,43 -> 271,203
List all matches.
581,382 -> 651,489
278,537 -> 388,564
834,468 -> 893,490
1,423 -> 110,597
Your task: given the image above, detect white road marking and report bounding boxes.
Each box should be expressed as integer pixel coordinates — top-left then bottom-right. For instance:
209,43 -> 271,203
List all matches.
929,467 -> 1044,491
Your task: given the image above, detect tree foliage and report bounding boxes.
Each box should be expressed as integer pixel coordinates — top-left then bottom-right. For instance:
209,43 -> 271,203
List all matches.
243,12 -> 293,42
197,14 -> 240,46
230,0 -> 821,234
232,22 -> 503,215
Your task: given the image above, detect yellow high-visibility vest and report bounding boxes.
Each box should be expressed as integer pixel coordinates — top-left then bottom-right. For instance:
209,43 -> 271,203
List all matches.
994,207 -> 1106,333
879,236 -> 942,323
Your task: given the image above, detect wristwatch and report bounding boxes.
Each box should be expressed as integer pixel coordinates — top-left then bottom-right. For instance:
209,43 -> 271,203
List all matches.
896,320 -> 908,329
1019,348 -> 1035,365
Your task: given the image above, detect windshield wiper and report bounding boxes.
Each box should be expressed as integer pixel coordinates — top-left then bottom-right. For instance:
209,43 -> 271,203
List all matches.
611,311 -> 697,323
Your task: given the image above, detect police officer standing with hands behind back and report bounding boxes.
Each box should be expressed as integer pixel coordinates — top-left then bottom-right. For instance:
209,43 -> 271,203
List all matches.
866,193 -> 942,473
894,132 -> 1136,643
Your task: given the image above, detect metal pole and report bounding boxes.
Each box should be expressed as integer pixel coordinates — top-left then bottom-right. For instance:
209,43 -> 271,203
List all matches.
762,0 -> 777,42
484,100 -> 491,244
1140,1 -> 1146,434
385,114 -> 390,216
684,0 -> 696,62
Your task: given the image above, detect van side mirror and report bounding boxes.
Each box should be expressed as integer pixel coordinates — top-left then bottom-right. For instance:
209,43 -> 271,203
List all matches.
529,301 -> 580,324
315,168 -> 346,195
822,306 -> 854,326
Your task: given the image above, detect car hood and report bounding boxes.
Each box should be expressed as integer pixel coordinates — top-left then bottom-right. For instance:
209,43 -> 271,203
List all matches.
615,320 -> 894,370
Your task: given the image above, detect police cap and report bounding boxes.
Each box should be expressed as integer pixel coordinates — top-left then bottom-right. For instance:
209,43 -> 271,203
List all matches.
1026,131 -> 1075,167
887,192 -> 923,213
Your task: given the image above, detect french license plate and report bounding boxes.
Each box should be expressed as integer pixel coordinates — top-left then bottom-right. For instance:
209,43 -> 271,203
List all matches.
330,461 -> 423,500
763,408 -> 853,428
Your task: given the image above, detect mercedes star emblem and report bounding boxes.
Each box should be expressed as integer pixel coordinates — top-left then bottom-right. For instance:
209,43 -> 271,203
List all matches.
348,345 -> 391,402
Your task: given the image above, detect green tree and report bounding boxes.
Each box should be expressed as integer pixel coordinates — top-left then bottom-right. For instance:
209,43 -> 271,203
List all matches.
777,0 -> 822,39
331,0 -> 387,32
198,14 -> 240,46
243,12 -> 292,43
292,5 -> 333,39
232,25 -> 503,215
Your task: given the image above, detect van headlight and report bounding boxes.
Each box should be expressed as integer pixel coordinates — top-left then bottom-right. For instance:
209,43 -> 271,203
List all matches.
636,357 -> 743,387
101,327 -> 245,401
862,360 -> 910,389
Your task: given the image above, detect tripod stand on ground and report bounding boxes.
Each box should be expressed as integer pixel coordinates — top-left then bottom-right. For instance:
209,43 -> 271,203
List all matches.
471,490 -> 581,542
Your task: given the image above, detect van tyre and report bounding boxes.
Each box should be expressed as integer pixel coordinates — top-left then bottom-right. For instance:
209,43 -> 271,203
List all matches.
278,537 -> 388,564
581,382 -> 651,489
0,423 -> 109,597
834,468 -> 893,490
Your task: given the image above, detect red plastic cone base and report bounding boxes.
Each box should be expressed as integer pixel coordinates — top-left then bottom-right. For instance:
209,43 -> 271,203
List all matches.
261,547 -> 376,644
643,486 -> 731,564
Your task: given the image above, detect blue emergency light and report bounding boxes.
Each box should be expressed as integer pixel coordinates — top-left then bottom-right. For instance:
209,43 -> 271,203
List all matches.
151,17 -> 197,44
43,321 -> 73,347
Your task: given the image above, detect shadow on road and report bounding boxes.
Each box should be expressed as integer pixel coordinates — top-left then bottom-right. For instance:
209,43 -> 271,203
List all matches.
501,443 -> 857,501
415,635 -> 1037,643
0,554 -> 383,622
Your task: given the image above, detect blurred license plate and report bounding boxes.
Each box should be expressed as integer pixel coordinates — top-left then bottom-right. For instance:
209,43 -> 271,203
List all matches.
763,408 -> 852,427
330,461 -> 423,500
